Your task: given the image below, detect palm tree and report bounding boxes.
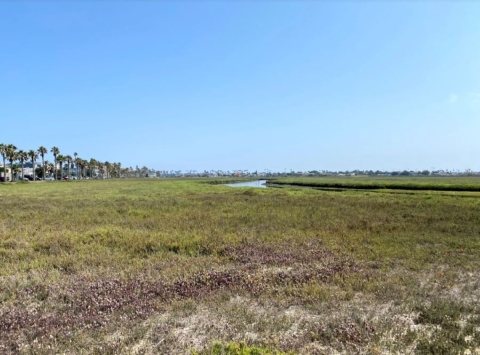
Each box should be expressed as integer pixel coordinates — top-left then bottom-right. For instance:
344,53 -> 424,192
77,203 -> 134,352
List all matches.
65,155 -> 72,179
12,164 -> 21,180
74,152 -> 78,179
6,144 -> 17,181
98,162 -> 105,178
75,157 -> 82,179
116,162 -> 122,178
104,161 -> 111,179
17,150 -> 28,179
82,159 -> 88,178
88,158 -> 97,178
56,154 -> 65,180
51,147 -> 60,180
38,146 -> 48,179
78,159 -> 84,178
28,150 -> 38,181
0,144 -> 7,181
44,161 -> 54,177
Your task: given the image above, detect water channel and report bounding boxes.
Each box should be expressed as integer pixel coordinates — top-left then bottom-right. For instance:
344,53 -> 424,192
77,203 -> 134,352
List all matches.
226,180 -> 267,188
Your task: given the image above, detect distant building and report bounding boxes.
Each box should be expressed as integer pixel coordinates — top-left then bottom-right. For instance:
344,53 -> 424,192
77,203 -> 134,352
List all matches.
146,170 -> 157,178
20,162 -> 42,177
0,166 -> 11,181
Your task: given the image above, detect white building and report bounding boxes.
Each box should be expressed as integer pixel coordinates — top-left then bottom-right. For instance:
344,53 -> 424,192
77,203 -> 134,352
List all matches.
20,162 -> 42,177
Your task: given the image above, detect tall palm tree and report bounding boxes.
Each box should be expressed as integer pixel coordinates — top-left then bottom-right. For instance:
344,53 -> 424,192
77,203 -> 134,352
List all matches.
78,159 -> 84,178
6,144 -> 17,181
51,147 -> 60,180
98,162 -> 105,178
73,152 -> 78,179
75,157 -> 82,179
116,162 -> 122,178
38,146 -> 48,179
17,150 -> 28,179
57,154 -> 67,180
82,159 -> 88,178
88,158 -> 97,178
28,150 -> 38,181
65,155 -> 72,179
104,161 -> 111,179
0,144 -> 7,181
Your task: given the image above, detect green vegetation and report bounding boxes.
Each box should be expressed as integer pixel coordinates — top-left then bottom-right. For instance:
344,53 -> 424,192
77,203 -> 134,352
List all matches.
415,301 -> 480,354
192,342 -> 293,355
1,178 -> 480,353
270,176 -> 480,192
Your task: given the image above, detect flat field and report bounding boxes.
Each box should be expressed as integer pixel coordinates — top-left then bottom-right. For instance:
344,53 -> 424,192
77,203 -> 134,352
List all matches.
270,176 -> 480,192
1,179 -> 480,354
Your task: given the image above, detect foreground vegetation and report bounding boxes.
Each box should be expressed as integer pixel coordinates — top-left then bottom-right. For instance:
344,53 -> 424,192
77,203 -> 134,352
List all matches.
1,178 -> 480,354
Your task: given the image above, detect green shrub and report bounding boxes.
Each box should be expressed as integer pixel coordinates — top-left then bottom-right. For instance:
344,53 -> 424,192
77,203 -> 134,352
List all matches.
192,342 -> 293,355
415,301 -> 479,355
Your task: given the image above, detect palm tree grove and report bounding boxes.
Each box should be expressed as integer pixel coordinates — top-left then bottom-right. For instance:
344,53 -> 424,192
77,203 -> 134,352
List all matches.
0,143 -> 150,182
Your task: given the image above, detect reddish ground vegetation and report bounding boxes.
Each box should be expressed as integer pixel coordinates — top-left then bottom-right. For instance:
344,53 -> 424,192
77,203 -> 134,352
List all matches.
0,242 -> 359,352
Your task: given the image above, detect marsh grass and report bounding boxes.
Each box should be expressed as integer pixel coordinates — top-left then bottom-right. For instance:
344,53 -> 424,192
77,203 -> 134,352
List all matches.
1,178 -> 480,353
271,176 -> 480,192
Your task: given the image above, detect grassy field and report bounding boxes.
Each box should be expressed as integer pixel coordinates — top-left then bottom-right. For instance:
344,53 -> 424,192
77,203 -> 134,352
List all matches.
1,178 -> 480,354
270,176 -> 480,192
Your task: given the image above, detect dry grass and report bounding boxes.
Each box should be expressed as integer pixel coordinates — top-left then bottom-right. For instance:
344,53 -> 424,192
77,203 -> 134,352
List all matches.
1,178 -> 480,354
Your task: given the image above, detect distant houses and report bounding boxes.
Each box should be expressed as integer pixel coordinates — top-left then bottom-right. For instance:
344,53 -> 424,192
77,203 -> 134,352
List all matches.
146,170 -> 157,178
19,162 -> 42,177
0,161 -> 41,179
0,166 -> 11,181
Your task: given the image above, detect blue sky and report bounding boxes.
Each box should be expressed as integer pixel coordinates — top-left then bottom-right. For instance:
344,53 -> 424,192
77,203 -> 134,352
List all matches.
1,2 -> 479,172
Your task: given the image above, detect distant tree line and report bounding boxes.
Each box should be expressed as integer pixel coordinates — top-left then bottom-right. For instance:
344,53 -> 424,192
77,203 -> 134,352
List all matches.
0,143 -> 152,181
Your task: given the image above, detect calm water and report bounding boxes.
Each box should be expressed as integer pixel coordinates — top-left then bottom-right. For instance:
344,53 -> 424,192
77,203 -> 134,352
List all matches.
226,180 -> 267,188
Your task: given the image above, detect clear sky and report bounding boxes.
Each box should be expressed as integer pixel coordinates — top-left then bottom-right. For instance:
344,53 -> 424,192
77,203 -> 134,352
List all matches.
1,2 -> 479,172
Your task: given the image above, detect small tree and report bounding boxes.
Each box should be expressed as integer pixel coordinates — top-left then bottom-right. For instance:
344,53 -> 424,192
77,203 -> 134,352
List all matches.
35,167 -> 44,178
